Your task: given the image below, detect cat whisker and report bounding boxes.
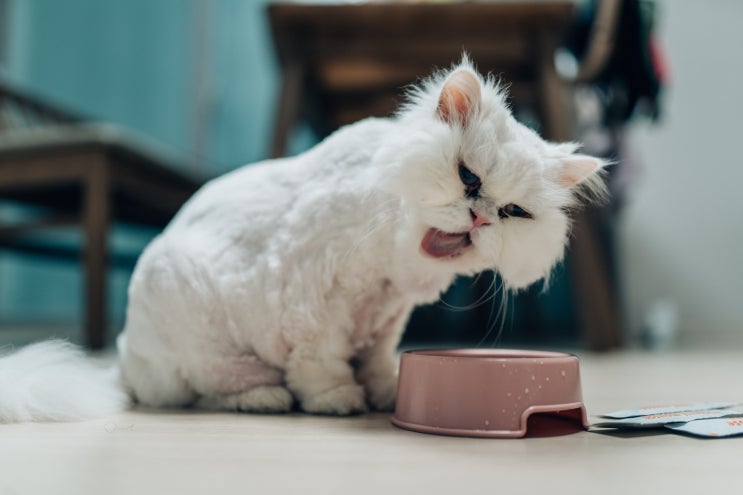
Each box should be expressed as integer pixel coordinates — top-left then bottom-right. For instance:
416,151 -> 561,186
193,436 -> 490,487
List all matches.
475,277 -> 509,348
437,273 -> 497,312
470,271 -> 484,287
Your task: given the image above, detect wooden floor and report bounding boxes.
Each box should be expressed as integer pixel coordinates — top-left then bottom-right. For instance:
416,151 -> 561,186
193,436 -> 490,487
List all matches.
2,349 -> 742,494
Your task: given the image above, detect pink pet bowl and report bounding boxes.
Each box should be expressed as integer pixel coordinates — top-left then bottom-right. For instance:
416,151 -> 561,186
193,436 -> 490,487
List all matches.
391,349 -> 588,438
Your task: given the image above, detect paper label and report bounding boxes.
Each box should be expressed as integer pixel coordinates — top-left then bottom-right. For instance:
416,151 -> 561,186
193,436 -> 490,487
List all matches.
666,417 -> 743,438
594,410 -> 741,428
600,402 -> 735,419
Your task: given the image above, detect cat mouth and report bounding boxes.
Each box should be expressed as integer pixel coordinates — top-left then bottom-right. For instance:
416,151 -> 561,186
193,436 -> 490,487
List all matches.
420,228 -> 473,259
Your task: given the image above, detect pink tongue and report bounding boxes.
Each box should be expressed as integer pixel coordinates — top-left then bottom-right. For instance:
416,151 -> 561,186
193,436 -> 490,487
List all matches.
420,228 -> 471,258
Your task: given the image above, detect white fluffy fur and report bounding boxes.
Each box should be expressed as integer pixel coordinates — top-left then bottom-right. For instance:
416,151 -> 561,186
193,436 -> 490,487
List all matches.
0,341 -> 127,422
0,59 -> 605,421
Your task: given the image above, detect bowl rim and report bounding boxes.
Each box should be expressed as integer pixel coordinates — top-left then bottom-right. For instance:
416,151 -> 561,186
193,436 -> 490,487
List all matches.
401,348 -> 577,360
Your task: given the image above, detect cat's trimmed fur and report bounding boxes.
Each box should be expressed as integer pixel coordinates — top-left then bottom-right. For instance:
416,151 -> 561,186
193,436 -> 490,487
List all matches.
0,59 -> 604,421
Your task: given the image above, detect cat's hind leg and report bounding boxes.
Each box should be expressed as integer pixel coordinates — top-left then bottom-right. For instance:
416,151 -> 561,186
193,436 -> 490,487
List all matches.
189,354 -> 294,413
119,339 -> 196,408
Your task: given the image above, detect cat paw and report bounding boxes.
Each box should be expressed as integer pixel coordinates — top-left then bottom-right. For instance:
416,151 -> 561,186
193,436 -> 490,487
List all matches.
301,384 -> 368,416
365,376 -> 398,411
239,386 -> 295,413
198,386 -> 294,413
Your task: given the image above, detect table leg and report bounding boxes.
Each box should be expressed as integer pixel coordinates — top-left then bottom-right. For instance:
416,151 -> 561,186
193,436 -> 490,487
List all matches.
83,153 -> 110,349
270,60 -> 305,158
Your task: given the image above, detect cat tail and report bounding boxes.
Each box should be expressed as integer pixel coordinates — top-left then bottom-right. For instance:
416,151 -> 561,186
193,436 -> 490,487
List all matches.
0,340 -> 128,423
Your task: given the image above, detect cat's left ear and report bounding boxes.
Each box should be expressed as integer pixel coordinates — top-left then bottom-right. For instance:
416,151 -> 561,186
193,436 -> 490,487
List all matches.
436,69 -> 481,128
557,154 -> 604,188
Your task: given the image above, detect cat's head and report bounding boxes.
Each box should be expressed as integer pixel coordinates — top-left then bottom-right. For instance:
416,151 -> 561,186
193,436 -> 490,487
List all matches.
376,59 -> 606,290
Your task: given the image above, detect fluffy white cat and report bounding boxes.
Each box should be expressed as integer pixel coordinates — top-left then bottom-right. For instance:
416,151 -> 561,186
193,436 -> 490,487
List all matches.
0,59 -> 604,421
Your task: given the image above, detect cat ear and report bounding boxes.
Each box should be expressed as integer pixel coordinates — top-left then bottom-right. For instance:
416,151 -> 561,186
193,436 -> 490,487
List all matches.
436,69 -> 481,128
557,154 -> 604,188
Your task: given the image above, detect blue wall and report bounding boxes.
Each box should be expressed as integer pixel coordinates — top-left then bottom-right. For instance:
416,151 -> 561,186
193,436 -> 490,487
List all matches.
0,0 -> 289,329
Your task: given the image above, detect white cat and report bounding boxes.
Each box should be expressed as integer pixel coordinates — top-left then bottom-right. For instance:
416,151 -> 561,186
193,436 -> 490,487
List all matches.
0,59 -> 604,421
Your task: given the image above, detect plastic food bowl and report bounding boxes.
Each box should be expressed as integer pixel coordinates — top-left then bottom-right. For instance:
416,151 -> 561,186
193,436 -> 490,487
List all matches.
390,349 -> 588,438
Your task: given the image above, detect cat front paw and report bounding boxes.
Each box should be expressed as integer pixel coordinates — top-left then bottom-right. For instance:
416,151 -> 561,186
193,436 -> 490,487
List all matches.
365,375 -> 398,412
301,384 -> 368,416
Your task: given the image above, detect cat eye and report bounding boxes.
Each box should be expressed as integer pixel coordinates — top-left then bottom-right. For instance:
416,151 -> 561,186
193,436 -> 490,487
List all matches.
458,162 -> 481,197
498,204 -> 533,219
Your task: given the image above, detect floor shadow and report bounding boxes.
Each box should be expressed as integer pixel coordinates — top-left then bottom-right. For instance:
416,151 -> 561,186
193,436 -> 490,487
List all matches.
589,427 -> 669,439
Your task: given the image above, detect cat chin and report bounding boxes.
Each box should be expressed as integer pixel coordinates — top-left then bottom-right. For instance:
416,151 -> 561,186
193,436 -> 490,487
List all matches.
418,249 -> 545,292
416,231 -> 552,290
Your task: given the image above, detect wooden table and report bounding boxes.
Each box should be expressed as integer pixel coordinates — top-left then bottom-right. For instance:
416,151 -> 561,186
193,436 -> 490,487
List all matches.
268,1 -> 621,350
269,1 -> 577,153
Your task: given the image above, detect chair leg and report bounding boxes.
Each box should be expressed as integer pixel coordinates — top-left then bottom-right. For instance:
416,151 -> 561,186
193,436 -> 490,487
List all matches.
83,154 -> 110,349
270,59 -> 305,159
536,32 -> 573,142
534,32 -> 621,350
570,210 -> 622,350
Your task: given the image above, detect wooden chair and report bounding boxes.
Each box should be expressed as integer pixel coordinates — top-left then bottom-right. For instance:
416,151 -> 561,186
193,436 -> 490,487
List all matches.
0,81 -> 203,348
267,1 -> 623,350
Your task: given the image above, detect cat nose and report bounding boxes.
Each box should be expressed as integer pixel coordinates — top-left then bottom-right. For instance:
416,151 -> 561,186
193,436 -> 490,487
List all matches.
469,208 -> 491,228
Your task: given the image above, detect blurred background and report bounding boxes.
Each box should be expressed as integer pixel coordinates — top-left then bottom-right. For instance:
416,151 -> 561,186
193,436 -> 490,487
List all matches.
0,0 -> 740,352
